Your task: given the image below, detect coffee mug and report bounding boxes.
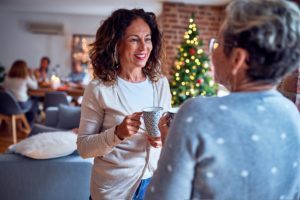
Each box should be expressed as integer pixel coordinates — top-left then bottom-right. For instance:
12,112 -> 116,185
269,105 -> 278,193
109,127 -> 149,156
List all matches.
163,107 -> 179,127
142,107 -> 163,137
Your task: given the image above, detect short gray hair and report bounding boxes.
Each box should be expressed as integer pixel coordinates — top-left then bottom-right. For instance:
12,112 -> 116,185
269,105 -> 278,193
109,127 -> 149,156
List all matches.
223,0 -> 300,83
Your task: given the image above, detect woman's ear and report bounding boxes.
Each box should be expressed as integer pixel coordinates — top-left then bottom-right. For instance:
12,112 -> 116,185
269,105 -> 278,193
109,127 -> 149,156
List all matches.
230,48 -> 248,76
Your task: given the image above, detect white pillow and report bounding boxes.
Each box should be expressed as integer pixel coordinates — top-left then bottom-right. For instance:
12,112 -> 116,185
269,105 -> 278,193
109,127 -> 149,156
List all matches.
9,131 -> 77,159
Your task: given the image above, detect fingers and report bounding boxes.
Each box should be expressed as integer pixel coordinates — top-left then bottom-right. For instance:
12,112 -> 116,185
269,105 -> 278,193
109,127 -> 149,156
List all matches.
147,135 -> 162,148
117,113 -> 143,139
131,112 -> 143,120
159,115 -> 168,126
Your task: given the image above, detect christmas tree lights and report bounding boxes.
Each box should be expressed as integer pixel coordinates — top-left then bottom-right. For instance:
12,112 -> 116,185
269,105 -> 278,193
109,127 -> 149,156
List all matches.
170,15 -> 217,106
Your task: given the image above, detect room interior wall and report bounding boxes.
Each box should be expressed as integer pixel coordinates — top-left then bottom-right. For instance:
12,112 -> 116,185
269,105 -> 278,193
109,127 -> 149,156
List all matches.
0,11 -> 103,76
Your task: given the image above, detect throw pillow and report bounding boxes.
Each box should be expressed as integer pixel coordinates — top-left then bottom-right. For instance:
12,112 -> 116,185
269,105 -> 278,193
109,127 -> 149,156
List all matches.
8,131 -> 77,159
56,104 -> 81,129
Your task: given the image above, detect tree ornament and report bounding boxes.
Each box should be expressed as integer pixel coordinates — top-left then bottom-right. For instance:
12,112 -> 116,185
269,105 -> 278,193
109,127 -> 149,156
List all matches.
196,78 -> 203,84
189,48 -> 196,55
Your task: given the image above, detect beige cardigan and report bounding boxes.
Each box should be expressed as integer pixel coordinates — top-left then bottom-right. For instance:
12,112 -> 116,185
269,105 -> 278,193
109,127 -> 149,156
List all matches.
77,77 -> 171,200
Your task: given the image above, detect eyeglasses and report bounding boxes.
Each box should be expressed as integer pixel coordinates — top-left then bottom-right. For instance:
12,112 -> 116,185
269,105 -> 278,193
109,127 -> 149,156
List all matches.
208,38 -> 236,54
208,38 -> 220,54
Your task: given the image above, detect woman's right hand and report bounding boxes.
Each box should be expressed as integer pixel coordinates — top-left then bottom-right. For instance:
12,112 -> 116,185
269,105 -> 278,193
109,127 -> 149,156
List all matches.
116,112 -> 143,139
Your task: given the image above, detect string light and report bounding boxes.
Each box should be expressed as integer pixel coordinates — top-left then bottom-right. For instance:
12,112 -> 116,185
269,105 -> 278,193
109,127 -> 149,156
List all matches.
197,49 -> 203,54
170,15 -> 217,106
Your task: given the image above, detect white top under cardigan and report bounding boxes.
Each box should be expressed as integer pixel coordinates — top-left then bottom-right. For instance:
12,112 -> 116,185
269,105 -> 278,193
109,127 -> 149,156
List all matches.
77,76 -> 172,200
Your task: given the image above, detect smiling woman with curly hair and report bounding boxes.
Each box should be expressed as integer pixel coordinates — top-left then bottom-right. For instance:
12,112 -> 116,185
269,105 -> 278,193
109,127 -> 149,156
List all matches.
77,8 -> 171,200
89,9 -> 163,85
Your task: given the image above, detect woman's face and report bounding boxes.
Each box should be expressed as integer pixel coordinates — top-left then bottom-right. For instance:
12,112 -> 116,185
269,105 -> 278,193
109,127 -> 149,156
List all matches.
118,18 -> 153,70
41,59 -> 49,70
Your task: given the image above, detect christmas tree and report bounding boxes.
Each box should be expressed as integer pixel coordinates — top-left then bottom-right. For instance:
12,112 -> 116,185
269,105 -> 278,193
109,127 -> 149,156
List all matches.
170,16 -> 217,106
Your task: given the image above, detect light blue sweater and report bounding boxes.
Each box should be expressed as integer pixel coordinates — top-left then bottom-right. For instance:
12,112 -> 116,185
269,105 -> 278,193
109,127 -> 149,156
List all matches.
145,90 -> 300,200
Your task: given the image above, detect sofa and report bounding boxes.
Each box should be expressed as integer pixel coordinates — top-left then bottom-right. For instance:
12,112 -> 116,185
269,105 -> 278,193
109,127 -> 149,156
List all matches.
0,152 -> 93,200
0,104 -> 93,200
30,104 -> 81,136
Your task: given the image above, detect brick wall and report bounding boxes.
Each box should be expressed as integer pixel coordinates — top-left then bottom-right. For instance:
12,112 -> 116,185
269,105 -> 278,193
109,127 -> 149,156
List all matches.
159,2 -> 224,76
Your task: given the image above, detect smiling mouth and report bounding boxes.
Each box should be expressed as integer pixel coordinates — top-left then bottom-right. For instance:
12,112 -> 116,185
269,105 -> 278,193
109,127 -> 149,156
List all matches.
135,54 -> 147,60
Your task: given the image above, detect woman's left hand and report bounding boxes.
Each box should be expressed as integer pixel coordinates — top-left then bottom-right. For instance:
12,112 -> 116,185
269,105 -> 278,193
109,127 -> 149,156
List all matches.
146,135 -> 162,148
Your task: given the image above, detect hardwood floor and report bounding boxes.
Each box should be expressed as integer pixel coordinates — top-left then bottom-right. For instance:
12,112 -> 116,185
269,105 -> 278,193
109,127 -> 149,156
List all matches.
0,122 -> 28,153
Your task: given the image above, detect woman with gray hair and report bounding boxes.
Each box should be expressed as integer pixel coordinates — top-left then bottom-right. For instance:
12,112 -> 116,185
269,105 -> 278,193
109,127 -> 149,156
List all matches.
145,0 -> 300,199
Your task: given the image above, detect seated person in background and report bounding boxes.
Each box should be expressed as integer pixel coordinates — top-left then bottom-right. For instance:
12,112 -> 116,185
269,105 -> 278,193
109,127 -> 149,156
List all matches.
3,60 -> 39,127
145,0 -> 300,200
68,60 -> 86,86
34,56 -> 50,83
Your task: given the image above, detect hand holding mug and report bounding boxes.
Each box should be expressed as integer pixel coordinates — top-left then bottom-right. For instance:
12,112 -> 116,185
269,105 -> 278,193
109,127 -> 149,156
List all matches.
146,135 -> 162,148
116,112 -> 142,139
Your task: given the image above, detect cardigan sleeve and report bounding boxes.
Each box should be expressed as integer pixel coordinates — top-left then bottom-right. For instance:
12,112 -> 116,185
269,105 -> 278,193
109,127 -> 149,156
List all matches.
77,82 -> 122,158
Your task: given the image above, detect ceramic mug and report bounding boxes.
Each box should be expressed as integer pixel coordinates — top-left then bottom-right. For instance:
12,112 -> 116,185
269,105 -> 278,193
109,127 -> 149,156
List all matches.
163,107 -> 179,127
142,107 -> 163,137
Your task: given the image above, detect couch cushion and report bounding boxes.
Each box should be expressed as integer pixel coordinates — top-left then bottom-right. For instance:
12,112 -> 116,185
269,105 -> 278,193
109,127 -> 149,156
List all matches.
29,123 -> 62,137
0,153 -> 93,200
56,104 -> 81,129
9,131 -> 77,159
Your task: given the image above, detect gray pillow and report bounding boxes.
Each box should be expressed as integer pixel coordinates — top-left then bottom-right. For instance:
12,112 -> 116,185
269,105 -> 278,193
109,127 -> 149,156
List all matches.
56,104 -> 81,130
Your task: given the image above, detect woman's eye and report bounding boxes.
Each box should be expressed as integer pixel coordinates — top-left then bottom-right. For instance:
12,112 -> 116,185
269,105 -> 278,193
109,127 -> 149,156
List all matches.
130,38 -> 138,42
145,38 -> 152,42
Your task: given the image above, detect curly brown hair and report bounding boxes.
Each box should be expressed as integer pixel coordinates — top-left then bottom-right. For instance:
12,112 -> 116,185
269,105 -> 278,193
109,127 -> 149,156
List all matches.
89,8 -> 162,84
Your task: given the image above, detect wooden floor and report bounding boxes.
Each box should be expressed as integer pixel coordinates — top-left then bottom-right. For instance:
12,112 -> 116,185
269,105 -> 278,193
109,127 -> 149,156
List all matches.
0,122 -> 28,153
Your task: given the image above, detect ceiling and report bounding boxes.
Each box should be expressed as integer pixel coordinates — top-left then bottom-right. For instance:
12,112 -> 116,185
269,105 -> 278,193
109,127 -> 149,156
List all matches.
0,0 -> 231,16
